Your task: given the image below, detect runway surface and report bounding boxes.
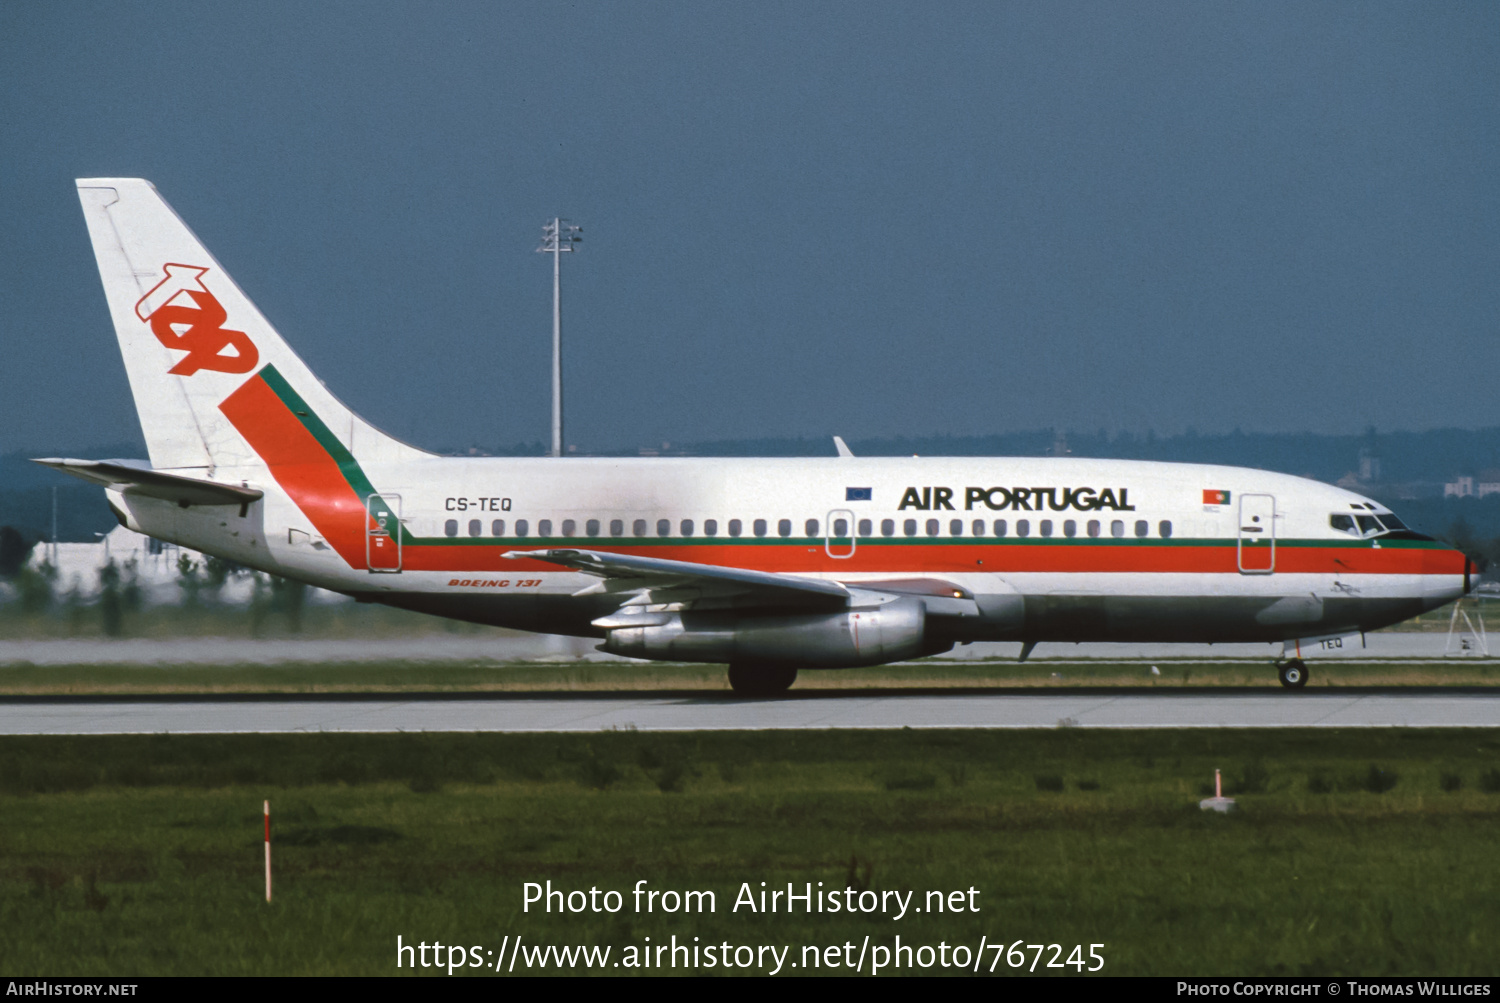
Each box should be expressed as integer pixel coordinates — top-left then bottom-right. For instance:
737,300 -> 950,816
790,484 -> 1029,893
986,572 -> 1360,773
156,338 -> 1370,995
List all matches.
4,690 -> 1500,734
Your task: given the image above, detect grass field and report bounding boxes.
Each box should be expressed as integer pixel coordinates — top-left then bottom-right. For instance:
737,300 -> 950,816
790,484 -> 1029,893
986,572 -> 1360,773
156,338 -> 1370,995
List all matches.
1,657 -> 1498,695
4,728 -> 1499,976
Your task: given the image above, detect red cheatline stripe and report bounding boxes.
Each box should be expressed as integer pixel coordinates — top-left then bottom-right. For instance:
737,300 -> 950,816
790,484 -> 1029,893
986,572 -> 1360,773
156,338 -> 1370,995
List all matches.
220,373 -> 367,565
440,542 -> 1465,577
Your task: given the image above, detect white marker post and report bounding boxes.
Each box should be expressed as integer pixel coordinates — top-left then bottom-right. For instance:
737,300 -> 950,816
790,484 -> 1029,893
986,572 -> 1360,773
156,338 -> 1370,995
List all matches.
264,800 -> 272,903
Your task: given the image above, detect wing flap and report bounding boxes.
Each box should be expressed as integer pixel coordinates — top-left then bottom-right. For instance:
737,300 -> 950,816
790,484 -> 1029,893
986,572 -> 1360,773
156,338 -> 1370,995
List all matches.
504,547 -> 851,609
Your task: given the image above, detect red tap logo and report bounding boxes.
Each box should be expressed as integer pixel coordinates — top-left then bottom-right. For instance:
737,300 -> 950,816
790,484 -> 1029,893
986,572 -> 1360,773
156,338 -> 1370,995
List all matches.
134,264 -> 259,376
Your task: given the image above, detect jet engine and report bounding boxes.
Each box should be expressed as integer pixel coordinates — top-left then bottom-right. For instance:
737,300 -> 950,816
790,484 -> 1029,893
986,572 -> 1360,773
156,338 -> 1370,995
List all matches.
598,594 -> 937,668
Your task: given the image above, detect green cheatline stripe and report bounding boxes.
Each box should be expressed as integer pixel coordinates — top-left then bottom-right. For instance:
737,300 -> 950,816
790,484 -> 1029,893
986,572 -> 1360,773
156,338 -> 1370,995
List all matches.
257,364 -> 412,544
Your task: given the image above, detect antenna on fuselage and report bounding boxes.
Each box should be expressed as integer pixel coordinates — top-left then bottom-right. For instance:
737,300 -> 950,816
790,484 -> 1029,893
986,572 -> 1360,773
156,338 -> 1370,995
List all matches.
538,218 -> 582,457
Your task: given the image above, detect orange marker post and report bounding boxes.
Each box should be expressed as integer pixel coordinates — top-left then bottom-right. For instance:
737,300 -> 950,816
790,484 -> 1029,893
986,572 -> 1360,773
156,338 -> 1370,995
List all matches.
264,800 -> 272,903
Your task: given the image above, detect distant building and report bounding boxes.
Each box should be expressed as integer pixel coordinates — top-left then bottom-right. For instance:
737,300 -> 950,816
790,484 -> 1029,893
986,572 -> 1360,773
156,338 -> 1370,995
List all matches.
19,525 -> 340,605
1444,472 -> 1500,499
1446,476 -> 1474,499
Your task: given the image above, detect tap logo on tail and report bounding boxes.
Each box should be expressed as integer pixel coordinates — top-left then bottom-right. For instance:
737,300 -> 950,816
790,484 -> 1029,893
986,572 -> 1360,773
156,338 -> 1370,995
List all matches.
134,264 -> 259,376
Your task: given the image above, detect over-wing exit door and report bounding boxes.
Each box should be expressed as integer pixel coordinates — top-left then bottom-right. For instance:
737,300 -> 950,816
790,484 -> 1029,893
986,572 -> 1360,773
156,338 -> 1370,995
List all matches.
1237,493 -> 1275,574
825,509 -> 856,559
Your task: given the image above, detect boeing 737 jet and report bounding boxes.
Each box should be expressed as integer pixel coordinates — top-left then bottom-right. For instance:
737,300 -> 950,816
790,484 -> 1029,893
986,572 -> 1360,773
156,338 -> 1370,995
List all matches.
43,179 -> 1472,694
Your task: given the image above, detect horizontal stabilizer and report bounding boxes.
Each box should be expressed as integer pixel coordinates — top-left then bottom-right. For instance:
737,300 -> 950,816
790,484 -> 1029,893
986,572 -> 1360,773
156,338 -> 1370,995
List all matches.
32,458 -> 263,507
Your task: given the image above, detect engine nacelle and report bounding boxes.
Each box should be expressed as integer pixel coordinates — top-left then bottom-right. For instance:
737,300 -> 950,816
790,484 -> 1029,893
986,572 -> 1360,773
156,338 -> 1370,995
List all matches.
601,595 -> 934,668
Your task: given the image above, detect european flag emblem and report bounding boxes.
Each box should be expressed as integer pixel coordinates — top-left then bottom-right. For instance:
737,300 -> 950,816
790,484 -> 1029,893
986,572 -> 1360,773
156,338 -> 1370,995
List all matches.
846,487 -> 872,501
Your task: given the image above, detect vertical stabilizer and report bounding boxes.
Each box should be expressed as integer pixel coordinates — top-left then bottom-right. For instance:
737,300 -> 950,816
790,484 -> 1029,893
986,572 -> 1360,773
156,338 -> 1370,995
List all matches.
76,179 -> 428,472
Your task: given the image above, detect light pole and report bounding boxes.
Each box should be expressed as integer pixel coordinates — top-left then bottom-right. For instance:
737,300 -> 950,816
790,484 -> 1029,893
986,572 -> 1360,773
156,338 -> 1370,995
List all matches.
537,218 -> 581,457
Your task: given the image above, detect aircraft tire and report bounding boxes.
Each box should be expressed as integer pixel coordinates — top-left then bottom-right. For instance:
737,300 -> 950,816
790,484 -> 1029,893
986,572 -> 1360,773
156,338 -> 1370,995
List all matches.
1278,659 -> 1309,689
727,663 -> 798,697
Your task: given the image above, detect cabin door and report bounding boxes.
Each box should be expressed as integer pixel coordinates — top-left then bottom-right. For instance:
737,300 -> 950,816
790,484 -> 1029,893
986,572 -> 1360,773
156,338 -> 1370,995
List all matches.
1237,493 -> 1276,574
366,493 -> 403,573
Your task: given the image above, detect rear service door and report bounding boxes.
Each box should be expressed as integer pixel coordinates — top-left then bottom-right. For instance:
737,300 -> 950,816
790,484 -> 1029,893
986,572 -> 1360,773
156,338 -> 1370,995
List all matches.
366,493 -> 403,572
1237,493 -> 1275,574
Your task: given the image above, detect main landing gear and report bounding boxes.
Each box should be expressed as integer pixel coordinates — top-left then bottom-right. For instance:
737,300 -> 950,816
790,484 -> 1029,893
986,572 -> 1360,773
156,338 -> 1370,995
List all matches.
1276,658 -> 1309,689
727,663 -> 798,698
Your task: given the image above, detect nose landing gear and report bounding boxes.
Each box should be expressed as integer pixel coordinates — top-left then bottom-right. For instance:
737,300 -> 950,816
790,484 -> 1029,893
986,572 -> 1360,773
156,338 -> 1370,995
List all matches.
1276,658 -> 1309,689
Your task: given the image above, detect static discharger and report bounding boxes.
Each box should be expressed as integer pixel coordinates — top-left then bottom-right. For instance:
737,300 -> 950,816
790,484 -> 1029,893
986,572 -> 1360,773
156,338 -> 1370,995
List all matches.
1199,769 -> 1236,814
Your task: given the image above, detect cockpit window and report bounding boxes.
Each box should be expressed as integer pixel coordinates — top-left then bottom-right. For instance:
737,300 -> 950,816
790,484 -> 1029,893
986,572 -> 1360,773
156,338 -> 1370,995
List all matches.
1330,514 -> 1357,535
1334,509 -> 1430,541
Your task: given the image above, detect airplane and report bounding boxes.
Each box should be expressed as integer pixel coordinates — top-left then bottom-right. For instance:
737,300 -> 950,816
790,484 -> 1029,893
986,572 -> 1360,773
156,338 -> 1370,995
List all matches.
41,178 -> 1472,696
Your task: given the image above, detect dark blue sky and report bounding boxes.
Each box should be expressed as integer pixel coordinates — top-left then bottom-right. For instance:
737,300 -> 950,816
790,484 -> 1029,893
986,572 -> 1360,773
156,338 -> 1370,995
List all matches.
3,3 -> 1496,455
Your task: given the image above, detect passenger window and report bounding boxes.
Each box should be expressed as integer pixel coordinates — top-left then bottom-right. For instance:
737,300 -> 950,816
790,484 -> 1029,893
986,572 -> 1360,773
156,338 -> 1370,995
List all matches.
657,519 -> 671,537
1064,520 -> 1076,538
705,519 -> 719,537
585,519 -> 600,536
950,519 -> 963,536
1087,520 -> 1100,538
539,519 -> 553,537
926,519 -> 940,537
610,519 -> 624,536
1016,520 -> 1030,537
444,519 -> 458,538
858,519 -> 872,536
633,519 -> 647,537
561,519 -> 576,537
515,519 -> 529,537
1040,520 -> 1053,538
903,519 -> 918,537
994,520 -> 1007,537
971,519 -> 985,536
1111,520 -> 1125,538
778,519 -> 792,538
806,519 -> 820,537
753,519 -> 768,537
1159,520 -> 1172,539
1134,520 -> 1148,538
881,519 -> 895,537
491,519 -> 505,536
468,519 -> 482,537
729,519 -> 743,537
680,519 -> 694,537
832,518 -> 848,536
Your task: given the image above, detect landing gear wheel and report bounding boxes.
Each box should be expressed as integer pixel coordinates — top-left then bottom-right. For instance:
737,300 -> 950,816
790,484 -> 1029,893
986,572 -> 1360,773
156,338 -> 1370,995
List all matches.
1278,658 -> 1309,689
727,664 -> 798,697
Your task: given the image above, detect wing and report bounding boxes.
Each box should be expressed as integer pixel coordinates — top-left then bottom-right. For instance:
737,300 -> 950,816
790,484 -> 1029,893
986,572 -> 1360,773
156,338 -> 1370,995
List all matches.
503,547 -> 852,611
503,547 -> 982,624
